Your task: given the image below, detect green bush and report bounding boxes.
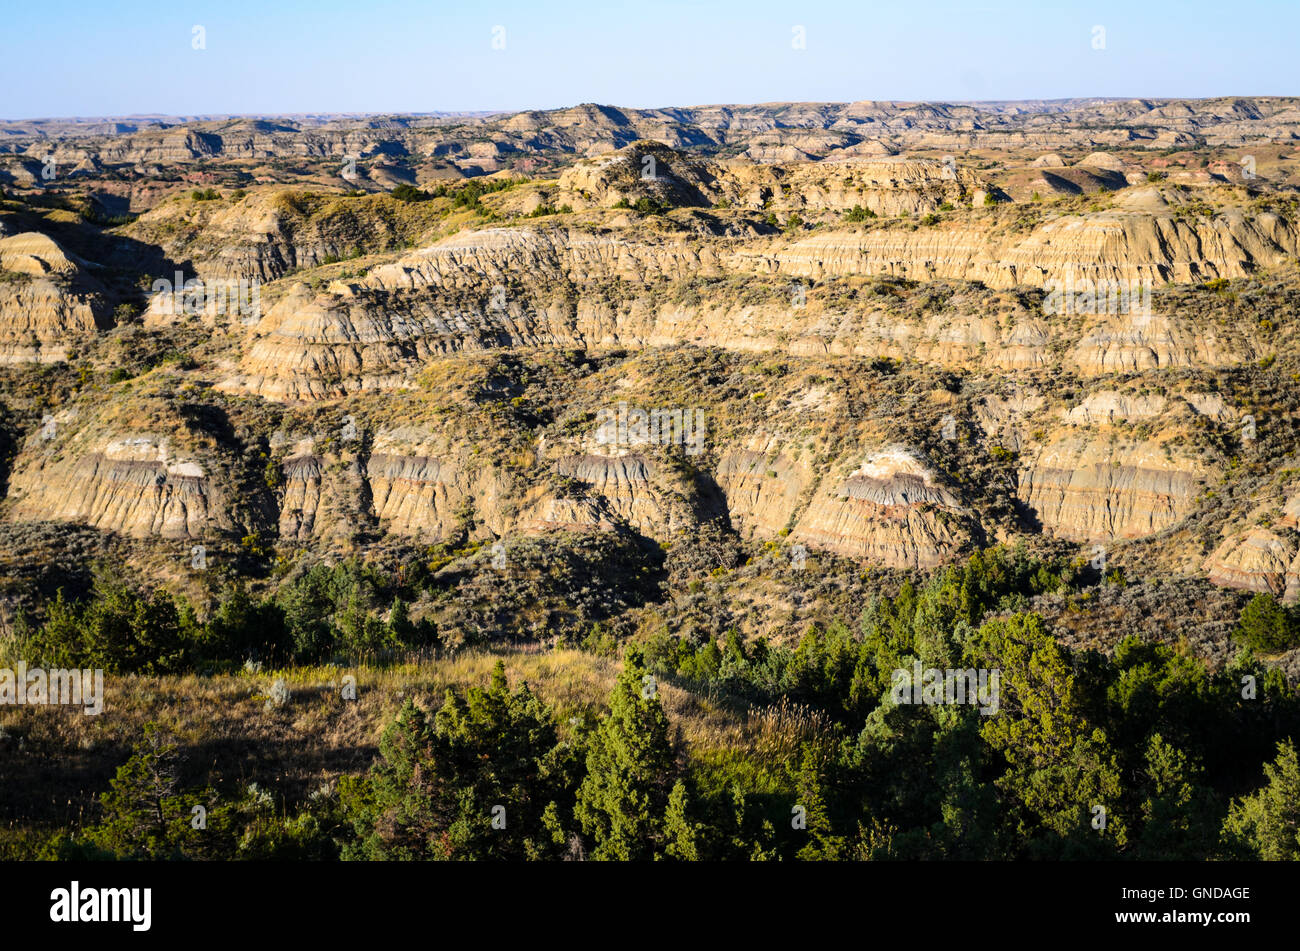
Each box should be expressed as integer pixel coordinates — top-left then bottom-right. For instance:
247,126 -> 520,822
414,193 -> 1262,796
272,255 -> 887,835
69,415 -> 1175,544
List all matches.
1234,593 -> 1300,654
26,574 -> 202,674
341,661 -> 578,860
389,184 -> 431,202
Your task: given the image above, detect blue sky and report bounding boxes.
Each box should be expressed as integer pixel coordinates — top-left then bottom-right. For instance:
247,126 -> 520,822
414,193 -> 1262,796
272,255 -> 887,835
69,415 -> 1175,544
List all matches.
1,0 -> 1296,119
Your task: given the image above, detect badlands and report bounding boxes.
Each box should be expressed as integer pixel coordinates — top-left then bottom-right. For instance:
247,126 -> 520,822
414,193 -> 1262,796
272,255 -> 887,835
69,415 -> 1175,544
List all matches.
0,97 -> 1299,662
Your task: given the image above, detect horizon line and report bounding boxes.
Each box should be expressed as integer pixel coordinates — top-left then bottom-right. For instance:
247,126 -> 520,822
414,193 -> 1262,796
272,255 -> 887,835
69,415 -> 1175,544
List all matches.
5,94 -> 1298,125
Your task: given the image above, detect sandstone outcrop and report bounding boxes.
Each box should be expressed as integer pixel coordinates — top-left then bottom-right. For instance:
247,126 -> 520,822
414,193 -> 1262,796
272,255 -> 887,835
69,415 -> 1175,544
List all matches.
1204,528 -> 1295,596
714,441 -> 812,538
213,189 -> 1287,401
9,432 -> 223,539
1019,438 -> 1206,542
0,232 -> 109,363
792,447 -> 971,569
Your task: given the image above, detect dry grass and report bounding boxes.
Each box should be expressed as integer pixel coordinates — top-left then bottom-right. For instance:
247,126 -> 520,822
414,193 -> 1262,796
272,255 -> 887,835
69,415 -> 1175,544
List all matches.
0,645 -> 834,837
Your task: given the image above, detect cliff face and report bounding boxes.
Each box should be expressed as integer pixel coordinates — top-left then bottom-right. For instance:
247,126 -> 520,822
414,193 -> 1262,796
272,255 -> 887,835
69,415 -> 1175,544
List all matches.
1019,439 -> 1207,542
714,443 -> 810,538
126,190 -> 446,286
1205,528 -> 1295,596
1203,487 -> 1300,601
791,448 -> 972,569
1,129 -> 1298,598
762,201 -> 1295,287
209,186 -> 1283,402
0,232 -> 109,363
10,433 -> 223,539
555,147 -> 996,216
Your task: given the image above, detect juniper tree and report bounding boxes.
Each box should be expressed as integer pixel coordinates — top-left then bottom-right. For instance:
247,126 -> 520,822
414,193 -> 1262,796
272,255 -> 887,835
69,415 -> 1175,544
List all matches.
574,651 -> 676,859
1221,739 -> 1300,860
970,613 -> 1125,857
84,724 -> 219,859
343,661 -> 575,860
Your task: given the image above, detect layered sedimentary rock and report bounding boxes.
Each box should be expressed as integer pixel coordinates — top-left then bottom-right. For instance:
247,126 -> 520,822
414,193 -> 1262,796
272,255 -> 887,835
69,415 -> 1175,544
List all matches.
791,448 -> 971,569
513,489 -> 616,535
765,200 -> 1294,287
1064,391 -> 1167,424
0,232 -> 108,363
278,451 -> 325,540
1204,528 -> 1295,596
206,182 -> 1288,401
1281,492 -> 1300,530
362,428 -> 477,541
1071,311 -> 1245,375
714,444 -> 811,537
556,147 -> 996,216
9,434 -> 219,538
15,97 -> 1300,173
216,284 -> 425,400
976,390 -> 1047,452
1019,439 -> 1206,542
552,452 -> 682,536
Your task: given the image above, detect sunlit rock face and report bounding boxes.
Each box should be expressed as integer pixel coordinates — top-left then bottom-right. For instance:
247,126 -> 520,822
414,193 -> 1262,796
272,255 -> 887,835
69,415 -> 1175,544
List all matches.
0,232 -> 108,364
10,434 -> 219,539
1204,528 -> 1295,597
1018,439 -> 1205,542
792,448 -> 972,570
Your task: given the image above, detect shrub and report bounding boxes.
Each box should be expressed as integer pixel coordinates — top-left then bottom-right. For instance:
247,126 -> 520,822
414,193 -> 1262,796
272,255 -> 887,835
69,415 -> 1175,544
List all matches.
389,184 -> 431,202
1234,593 -> 1300,654
265,678 -> 291,711
341,662 -> 576,860
79,724 -> 219,859
27,574 -> 201,674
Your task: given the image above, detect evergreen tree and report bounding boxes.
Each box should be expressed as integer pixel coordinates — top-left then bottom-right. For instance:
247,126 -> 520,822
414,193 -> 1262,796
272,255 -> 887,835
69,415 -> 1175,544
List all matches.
662,781 -> 701,860
574,652 -> 676,859
793,748 -> 848,860
343,662 -> 574,860
1221,740 -> 1300,860
1132,734 -> 1217,860
1234,593 -> 1299,654
972,613 -> 1125,856
84,724 -> 219,859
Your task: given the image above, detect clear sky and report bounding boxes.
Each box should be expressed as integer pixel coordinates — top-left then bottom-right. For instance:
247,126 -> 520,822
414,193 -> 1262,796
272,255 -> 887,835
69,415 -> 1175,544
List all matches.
2,0 -> 1296,119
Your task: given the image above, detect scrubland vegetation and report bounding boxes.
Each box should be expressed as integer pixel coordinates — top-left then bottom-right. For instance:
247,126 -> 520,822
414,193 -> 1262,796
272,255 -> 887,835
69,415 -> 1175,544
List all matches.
4,545 -> 1299,861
